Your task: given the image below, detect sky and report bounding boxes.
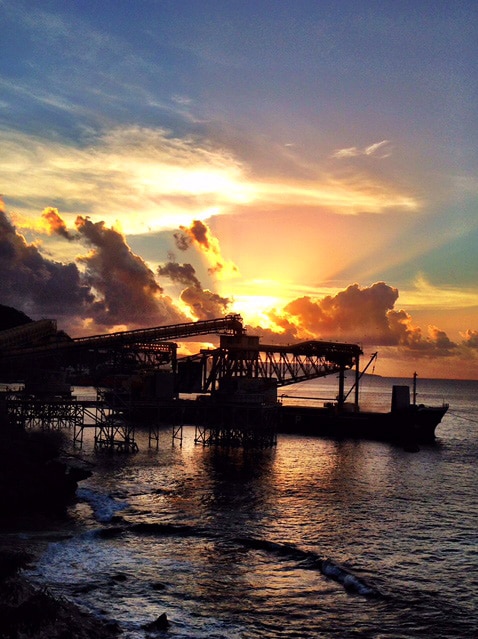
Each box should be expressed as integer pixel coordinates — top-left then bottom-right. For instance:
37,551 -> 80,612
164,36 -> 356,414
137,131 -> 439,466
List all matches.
1,0 -> 477,379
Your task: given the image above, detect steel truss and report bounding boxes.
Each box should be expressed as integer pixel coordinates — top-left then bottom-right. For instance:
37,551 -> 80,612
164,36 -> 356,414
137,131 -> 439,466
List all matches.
194,402 -> 278,448
5,393 -> 188,453
199,340 -> 362,392
92,390 -> 138,452
94,416 -> 138,453
1,314 -> 244,384
6,398 -> 84,431
144,401 -> 186,449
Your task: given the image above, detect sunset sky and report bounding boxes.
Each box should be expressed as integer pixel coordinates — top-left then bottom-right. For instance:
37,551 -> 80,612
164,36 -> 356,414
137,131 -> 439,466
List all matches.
1,1 -> 477,379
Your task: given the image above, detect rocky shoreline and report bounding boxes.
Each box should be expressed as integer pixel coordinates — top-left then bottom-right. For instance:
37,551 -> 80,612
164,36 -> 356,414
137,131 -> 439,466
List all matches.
0,416 -> 120,638
0,549 -> 120,639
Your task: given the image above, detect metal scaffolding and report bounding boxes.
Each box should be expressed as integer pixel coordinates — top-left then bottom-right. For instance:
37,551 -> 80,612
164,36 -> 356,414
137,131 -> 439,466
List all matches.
6,397 -> 84,431
1,314 -> 366,450
194,402 -> 278,448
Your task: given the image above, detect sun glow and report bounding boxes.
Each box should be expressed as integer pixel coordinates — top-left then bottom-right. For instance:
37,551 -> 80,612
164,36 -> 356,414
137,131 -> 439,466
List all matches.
229,296 -> 283,327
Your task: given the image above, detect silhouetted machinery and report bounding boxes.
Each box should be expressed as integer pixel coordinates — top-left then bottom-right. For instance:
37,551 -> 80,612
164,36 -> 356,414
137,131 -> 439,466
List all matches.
0,314 -> 365,448
0,313 -> 362,405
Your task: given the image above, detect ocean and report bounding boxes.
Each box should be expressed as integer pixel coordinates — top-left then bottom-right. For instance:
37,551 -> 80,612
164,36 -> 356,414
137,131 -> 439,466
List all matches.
22,376 -> 478,638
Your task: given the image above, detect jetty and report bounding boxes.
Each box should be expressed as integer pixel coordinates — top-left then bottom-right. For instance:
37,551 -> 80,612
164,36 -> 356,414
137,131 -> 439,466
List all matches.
0,315 -> 366,450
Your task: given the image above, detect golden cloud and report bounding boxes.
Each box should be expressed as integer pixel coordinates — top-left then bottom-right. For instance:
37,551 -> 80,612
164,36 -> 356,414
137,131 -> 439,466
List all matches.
1,127 -> 419,240
176,220 -> 240,280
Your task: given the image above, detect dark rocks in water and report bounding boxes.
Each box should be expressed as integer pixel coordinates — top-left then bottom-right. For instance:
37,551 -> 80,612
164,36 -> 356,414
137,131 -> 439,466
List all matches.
72,582 -> 100,595
97,526 -> 126,540
151,581 -> 167,591
111,572 -> 128,583
131,521 -> 202,537
0,551 -> 33,580
402,439 -> 420,453
0,424 -> 91,517
143,612 -> 169,631
0,554 -> 121,639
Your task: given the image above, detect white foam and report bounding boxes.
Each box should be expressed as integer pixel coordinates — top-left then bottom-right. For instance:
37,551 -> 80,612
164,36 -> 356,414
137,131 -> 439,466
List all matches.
77,487 -> 129,523
321,559 -> 378,597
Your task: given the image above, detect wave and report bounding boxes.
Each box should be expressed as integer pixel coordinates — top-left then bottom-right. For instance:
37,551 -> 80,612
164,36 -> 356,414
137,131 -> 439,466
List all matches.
319,558 -> 379,597
91,520 -> 380,598
234,536 -> 380,597
77,487 -> 129,523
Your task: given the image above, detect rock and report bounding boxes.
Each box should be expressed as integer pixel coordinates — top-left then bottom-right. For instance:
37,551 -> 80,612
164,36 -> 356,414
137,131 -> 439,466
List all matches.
0,426 -> 91,516
111,573 -> 128,583
0,568 -> 121,638
143,612 -> 169,631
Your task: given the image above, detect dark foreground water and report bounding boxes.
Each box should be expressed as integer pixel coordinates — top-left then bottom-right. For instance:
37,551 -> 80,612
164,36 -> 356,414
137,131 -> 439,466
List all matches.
24,377 -> 478,638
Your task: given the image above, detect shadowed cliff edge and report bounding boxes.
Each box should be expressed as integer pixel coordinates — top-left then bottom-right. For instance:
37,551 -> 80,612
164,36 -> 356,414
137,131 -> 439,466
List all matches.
0,411 -> 120,638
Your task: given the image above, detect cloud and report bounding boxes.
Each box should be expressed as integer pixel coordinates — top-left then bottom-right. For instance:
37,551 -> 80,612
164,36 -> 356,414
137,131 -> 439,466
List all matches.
180,287 -> 230,320
0,126 -> 253,235
0,200 -> 93,321
246,313 -> 300,345
184,220 -> 211,249
41,207 -> 74,240
461,329 -> 478,349
2,199 -> 476,374
0,203 -> 187,332
158,260 -> 231,320
157,262 -> 201,288
173,232 -> 192,251
2,126 -> 417,243
281,282 -> 399,343
425,326 -> 457,352
263,281 -> 459,358
364,140 -> 392,157
74,215 -> 185,328
175,220 -> 240,279
331,140 -> 392,160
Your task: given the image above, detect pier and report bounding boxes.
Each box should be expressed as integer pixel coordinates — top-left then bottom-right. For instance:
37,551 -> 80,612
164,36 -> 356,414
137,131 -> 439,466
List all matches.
2,391 -> 188,452
0,315 -> 363,450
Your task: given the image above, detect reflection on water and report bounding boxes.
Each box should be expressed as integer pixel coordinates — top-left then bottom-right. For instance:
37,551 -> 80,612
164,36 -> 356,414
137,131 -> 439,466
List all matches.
22,379 -> 478,638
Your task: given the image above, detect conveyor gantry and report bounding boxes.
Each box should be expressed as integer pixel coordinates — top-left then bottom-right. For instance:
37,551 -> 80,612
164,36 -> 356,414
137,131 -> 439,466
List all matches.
183,333 -> 363,407
71,314 -> 244,349
1,314 -> 243,356
1,314 -> 362,406
0,314 -> 245,382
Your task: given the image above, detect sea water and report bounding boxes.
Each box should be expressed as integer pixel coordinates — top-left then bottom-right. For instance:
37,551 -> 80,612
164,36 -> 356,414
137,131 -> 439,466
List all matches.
24,377 -> 478,638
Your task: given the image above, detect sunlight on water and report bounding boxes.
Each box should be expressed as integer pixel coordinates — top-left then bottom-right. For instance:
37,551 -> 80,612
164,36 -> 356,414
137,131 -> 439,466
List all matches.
24,379 -> 478,638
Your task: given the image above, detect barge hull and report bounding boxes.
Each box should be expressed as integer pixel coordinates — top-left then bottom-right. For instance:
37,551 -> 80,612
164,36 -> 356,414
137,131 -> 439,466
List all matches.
279,404 -> 448,443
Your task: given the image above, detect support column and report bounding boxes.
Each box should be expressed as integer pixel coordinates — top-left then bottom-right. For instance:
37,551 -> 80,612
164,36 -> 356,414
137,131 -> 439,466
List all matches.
337,365 -> 345,410
354,354 -> 360,412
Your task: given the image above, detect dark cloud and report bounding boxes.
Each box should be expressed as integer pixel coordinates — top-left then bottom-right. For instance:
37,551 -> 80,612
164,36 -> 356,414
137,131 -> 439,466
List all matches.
174,220 -> 210,253
158,259 -> 231,320
3,200 -> 474,360
0,204 -> 93,319
183,220 -> 210,249
176,220 -> 239,277
75,215 -> 185,328
462,329 -> 478,349
180,286 -> 230,320
267,282 -> 459,357
157,262 -> 201,288
427,326 -> 457,352
282,282 -> 399,343
245,316 -> 300,345
173,231 -> 191,251
0,203 -> 186,332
